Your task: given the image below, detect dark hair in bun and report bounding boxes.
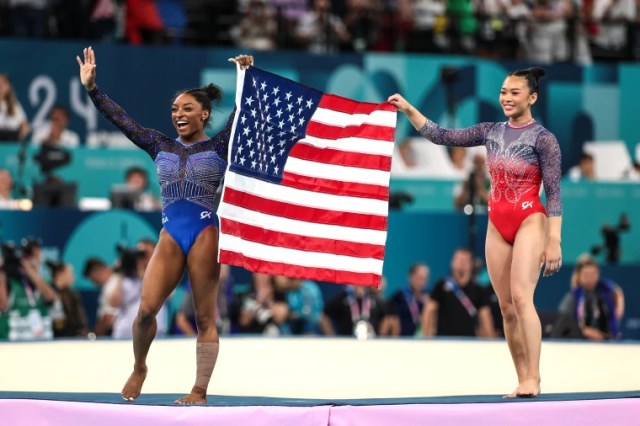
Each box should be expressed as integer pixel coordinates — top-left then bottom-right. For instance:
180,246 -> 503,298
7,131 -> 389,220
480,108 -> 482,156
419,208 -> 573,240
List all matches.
174,83 -> 223,128
508,67 -> 546,95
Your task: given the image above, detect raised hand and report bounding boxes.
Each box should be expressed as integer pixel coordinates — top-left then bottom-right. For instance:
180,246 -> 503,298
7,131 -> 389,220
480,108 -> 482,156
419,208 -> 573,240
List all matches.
228,54 -> 255,70
76,46 -> 97,91
387,93 -> 412,114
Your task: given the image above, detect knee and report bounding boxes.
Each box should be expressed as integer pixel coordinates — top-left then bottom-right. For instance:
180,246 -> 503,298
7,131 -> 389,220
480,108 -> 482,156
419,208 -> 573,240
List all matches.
510,290 -> 533,315
137,303 -> 159,325
499,301 -> 517,324
194,311 -> 216,332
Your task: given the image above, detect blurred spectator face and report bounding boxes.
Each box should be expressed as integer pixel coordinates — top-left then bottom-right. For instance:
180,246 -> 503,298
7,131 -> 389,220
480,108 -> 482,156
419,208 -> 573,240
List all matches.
0,75 -> 10,99
50,107 -> 69,130
409,264 -> 429,293
87,264 -> 110,287
315,0 -> 331,13
451,147 -> 466,168
577,264 -> 599,291
254,273 -> 274,301
126,170 -> 148,191
579,155 -> 595,179
0,169 -> 12,196
451,249 -> 473,283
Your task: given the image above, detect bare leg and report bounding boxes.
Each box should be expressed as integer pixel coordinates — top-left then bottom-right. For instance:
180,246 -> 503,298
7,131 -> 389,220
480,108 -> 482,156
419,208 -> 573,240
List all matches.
510,213 -> 547,397
485,221 -> 527,397
175,227 -> 221,404
122,229 -> 185,401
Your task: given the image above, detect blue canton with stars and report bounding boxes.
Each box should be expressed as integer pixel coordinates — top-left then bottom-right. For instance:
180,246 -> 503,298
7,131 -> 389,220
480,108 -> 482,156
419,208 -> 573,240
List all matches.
229,67 -> 323,184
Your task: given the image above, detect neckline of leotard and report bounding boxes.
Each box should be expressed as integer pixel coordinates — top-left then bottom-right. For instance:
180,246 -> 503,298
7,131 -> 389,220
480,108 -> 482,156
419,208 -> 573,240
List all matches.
175,137 -> 210,147
506,119 -> 536,129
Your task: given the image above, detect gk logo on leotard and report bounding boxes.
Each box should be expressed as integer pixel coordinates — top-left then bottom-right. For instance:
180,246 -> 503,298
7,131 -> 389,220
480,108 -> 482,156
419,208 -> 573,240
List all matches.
200,211 -> 212,219
162,215 -> 169,224
521,201 -> 533,210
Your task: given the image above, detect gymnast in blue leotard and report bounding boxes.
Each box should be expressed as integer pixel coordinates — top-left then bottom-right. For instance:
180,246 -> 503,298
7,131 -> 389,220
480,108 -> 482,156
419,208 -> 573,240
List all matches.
77,47 -> 254,405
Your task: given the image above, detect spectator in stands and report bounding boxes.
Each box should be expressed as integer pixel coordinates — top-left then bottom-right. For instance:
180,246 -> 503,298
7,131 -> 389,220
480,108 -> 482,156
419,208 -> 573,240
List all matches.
89,0 -> 119,41
0,73 -> 30,142
231,0 -> 278,51
321,285 -> 391,338
527,0 -> 574,63
0,168 -> 15,209
553,254 -> 624,340
454,153 -> 490,212
296,0 -> 351,53
236,273 -> 289,335
503,0 -> 531,59
125,0 -> 166,45
32,105 -> 80,149
410,0 -> 447,52
421,248 -> 495,337
83,257 -> 119,336
276,275 -> 324,335
0,238 -> 59,340
124,166 -> 162,211
343,0 -> 381,52
386,262 -> 430,336
8,0 -> 48,38
591,0 -> 636,54
48,260 -> 89,338
568,152 -> 596,181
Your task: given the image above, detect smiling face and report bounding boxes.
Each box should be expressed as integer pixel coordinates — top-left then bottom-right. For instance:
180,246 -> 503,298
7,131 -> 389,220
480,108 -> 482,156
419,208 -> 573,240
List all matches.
171,93 -> 209,142
499,76 -> 537,121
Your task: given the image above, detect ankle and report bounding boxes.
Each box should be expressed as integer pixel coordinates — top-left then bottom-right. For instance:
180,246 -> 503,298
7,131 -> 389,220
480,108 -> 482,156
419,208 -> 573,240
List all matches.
191,386 -> 207,396
133,364 -> 148,374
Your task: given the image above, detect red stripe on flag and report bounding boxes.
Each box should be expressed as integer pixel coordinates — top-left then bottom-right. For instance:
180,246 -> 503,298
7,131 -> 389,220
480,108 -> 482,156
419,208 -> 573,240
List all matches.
221,218 -> 385,259
306,121 -> 395,142
290,143 -> 391,171
223,187 -> 388,231
281,171 -> 389,201
219,249 -> 381,287
319,94 -> 397,114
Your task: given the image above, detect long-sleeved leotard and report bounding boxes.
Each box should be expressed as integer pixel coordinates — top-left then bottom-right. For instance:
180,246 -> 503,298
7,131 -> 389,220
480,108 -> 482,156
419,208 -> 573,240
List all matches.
419,119 -> 562,244
89,86 -> 234,254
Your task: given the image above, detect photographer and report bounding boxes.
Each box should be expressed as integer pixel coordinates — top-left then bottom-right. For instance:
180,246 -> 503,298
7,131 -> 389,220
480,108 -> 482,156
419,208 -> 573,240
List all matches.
48,260 -> 89,338
0,239 -> 59,341
454,153 -> 490,212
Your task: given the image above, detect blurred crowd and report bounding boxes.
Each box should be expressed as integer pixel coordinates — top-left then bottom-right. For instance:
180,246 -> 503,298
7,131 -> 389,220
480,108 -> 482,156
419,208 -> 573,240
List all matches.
0,236 -> 626,343
0,0 -> 638,63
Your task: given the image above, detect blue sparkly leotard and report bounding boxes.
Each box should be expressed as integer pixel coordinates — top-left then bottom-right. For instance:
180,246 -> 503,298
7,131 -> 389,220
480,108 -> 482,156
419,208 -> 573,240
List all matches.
88,86 -> 233,254
419,119 -> 562,244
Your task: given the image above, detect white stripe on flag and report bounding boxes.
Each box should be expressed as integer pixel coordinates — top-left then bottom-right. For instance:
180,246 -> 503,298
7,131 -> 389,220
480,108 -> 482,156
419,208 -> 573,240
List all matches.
311,107 -> 397,129
285,157 -> 391,187
298,135 -> 395,156
217,202 -> 387,245
224,170 -> 389,215
219,234 -> 384,274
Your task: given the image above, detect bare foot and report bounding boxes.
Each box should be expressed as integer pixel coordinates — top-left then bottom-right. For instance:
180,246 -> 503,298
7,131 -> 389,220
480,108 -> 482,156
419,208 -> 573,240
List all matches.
121,367 -> 148,402
515,378 -> 541,398
502,389 -> 518,398
175,386 -> 208,405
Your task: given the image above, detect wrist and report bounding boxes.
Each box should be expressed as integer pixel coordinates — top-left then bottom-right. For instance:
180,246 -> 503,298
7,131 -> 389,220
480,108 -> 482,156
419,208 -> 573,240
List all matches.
84,83 -> 96,91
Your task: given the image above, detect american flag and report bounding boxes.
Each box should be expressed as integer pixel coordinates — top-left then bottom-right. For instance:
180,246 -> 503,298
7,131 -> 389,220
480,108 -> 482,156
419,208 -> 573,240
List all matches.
217,66 -> 397,287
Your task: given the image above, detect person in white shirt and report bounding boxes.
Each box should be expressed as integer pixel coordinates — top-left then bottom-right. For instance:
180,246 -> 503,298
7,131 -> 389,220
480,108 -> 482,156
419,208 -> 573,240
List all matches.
32,105 -> 80,148
0,73 -> 30,142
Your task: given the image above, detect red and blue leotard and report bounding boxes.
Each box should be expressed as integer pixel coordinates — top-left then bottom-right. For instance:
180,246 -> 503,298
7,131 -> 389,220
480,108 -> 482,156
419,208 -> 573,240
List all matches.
419,119 -> 562,245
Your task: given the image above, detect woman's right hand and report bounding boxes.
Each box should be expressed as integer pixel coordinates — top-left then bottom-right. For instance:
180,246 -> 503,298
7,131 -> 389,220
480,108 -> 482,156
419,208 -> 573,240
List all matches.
387,93 -> 413,114
76,46 -> 97,91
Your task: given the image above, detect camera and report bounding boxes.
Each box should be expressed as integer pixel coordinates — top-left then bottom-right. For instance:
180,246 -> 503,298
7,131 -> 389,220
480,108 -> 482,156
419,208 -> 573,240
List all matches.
590,213 -> 630,264
115,244 -> 145,278
1,241 -> 23,277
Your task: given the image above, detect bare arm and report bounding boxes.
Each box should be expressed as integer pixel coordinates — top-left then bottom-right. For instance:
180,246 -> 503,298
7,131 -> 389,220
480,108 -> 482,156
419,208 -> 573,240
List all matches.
0,272 -> 8,311
21,261 -> 58,303
614,286 -> 625,320
477,306 -> 496,337
174,312 -> 197,336
319,313 -> 336,336
421,300 -> 439,336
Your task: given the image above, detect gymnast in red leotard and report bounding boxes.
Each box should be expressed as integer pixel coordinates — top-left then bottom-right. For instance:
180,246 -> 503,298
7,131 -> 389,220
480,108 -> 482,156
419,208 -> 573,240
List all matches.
389,67 -> 563,398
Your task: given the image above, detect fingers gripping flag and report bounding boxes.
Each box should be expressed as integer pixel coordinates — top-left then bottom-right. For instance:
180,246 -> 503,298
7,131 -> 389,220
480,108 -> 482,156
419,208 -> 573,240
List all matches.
217,66 -> 397,287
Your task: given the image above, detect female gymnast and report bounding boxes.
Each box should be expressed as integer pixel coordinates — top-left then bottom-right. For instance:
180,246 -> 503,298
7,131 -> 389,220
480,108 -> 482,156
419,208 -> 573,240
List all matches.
77,46 -> 254,404
388,67 -> 562,397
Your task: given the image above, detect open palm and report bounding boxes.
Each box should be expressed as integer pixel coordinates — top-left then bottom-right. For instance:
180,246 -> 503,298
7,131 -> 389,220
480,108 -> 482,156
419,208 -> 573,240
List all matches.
76,46 -> 97,90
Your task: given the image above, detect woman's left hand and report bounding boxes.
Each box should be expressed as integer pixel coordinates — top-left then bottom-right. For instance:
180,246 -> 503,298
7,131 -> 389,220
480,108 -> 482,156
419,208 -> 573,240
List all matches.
228,54 -> 255,70
542,239 -> 562,277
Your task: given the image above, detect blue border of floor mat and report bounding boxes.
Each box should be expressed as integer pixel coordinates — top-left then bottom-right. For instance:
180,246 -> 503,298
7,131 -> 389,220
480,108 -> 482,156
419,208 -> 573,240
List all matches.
0,391 -> 638,406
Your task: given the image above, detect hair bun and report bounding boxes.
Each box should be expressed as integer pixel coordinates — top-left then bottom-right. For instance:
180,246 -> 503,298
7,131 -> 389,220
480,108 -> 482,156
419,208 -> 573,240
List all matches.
528,67 -> 546,80
203,83 -> 223,105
